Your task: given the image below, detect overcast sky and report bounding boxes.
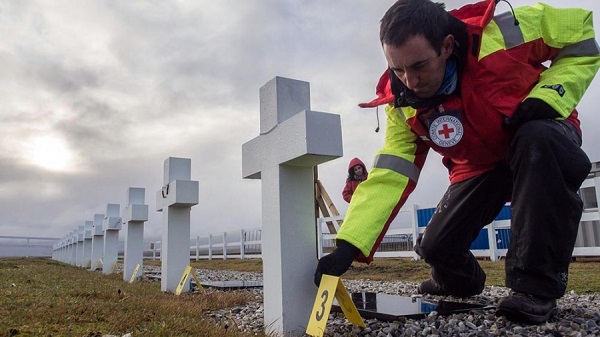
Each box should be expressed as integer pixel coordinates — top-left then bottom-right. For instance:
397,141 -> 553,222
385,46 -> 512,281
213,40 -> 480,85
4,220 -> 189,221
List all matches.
1,0 -> 599,243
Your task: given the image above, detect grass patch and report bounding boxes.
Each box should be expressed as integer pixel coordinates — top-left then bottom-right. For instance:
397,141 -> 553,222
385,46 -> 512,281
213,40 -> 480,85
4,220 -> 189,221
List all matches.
0,258 -> 264,337
3,257 -> 599,336
146,258 -> 264,273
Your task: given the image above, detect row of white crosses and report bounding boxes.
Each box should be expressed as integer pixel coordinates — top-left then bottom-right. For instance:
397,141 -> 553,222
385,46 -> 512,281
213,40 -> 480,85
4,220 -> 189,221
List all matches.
52,188 -> 149,282
51,157 -> 200,294
51,76 -> 342,337
50,155 -> 199,294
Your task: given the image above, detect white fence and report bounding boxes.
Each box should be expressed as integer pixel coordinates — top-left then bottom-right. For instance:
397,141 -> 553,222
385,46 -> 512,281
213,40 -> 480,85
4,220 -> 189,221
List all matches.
164,169 -> 599,261
317,208 -> 600,262
160,169 -> 600,261
0,236 -> 59,258
146,201 -> 600,262
5,208 -> 600,262
315,170 -> 600,261
10,166 -> 600,261
316,206 -> 512,261
151,227 -> 263,260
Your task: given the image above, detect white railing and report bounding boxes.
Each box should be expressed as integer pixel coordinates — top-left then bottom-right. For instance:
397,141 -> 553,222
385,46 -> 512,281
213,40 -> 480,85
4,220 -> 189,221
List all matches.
317,205 -> 426,260
46,167 -> 600,262
315,171 -> 600,260
0,236 -> 59,258
317,206 -> 600,261
151,227 -> 262,260
573,208 -> 600,256
8,207 -> 600,262
145,203 -> 600,262
194,228 -> 262,260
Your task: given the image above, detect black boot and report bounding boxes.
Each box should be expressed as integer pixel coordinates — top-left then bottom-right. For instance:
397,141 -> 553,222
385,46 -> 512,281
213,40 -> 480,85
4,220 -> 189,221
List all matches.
417,279 -> 450,296
495,291 -> 557,324
418,278 -> 485,297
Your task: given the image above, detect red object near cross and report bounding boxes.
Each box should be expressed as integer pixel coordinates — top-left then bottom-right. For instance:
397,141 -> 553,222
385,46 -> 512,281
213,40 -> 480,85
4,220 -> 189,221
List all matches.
438,124 -> 455,139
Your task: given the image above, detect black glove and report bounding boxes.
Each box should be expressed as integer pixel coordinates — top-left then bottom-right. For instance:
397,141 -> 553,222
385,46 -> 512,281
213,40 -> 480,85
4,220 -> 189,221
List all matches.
504,98 -> 561,129
314,240 -> 360,286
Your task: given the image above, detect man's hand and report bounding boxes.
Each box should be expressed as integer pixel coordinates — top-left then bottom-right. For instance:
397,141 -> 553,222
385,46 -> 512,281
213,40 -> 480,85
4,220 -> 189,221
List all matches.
314,240 -> 360,286
504,98 -> 561,129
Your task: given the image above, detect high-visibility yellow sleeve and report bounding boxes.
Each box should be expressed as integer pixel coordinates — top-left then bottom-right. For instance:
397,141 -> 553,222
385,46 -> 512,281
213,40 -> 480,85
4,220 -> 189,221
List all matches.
336,105 -> 428,258
522,4 -> 600,117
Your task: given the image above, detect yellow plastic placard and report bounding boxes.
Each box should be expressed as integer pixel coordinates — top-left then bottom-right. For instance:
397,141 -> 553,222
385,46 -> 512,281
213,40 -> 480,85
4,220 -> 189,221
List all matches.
110,261 -> 118,274
306,275 -> 365,336
92,258 -> 103,270
129,264 -> 141,284
175,266 -> 204,295
333,278 -> 364,327
175,265 -> 193,295
190,269 -> 204,293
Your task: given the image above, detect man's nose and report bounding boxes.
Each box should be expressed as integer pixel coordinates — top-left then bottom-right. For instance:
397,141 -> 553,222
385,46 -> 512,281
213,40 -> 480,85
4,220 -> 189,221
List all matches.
402,71 -> 419,90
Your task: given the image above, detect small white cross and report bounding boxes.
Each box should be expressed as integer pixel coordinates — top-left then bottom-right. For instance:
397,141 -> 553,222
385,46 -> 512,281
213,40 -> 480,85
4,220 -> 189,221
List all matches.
155,157 -> 199,293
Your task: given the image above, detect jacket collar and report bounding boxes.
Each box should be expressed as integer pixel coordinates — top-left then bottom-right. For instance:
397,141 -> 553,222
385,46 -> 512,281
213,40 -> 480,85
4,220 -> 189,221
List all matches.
450,0 -> 496,28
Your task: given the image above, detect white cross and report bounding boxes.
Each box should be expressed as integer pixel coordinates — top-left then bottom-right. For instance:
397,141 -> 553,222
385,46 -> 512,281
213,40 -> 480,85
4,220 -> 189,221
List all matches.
155,157 -> 199,293
82,220 -> 93,268
123,187 -> 148,282
76,225 -> 84,267
102,203 -> 121,275
70,229 -> 77,265
90,213 -> 104,270
242,76 -> 343,336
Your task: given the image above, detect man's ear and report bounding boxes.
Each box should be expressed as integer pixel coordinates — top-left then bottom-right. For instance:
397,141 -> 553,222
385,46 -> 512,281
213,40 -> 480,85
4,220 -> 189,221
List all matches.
441,34 -> 455,59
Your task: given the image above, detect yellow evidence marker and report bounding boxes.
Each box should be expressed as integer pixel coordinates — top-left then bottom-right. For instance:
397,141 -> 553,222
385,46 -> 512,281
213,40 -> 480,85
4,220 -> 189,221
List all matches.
110,261 -> 119,274
129,263 -> 141,284
306,274 -> 365,336
175,265 -> 204,295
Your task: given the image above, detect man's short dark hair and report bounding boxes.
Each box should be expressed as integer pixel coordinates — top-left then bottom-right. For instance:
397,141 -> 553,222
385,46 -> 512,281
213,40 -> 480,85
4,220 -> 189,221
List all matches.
380,0 -> 449,54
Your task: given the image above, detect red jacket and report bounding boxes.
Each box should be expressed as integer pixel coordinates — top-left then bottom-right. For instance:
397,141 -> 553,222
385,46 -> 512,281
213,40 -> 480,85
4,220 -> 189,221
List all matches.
359,0 -> 594,183
342,158 -> 368,203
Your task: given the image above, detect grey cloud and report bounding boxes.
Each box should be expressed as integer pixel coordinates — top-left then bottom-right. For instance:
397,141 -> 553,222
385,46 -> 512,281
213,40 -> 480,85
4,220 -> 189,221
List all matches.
55,98 -> 130,150
20,54 -> 100,94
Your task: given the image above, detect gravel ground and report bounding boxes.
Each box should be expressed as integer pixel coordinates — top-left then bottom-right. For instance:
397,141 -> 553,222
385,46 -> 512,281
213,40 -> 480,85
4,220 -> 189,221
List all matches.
142,266 -> 600,336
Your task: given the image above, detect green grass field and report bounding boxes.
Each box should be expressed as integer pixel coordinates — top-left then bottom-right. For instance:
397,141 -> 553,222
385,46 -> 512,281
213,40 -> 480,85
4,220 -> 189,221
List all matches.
0,258 -> 262,337
2,257 -> 600,336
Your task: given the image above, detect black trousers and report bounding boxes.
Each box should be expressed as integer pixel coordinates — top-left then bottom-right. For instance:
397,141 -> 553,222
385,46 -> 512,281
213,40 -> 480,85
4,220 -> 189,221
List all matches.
414,119 -> 591,298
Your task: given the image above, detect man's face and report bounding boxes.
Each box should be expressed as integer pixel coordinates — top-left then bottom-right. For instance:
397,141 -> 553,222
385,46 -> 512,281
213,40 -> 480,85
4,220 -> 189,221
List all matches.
383,34 -> 454,98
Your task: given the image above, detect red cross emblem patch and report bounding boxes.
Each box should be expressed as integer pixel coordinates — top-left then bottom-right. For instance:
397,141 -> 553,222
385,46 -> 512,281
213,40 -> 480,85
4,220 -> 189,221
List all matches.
429,115 -> 463,148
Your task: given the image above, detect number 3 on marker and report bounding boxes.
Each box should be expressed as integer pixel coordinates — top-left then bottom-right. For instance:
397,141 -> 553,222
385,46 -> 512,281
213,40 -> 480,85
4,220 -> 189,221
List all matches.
306,275 -> 338,336
306,275 -> 366,336
315,290 -> 329,321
